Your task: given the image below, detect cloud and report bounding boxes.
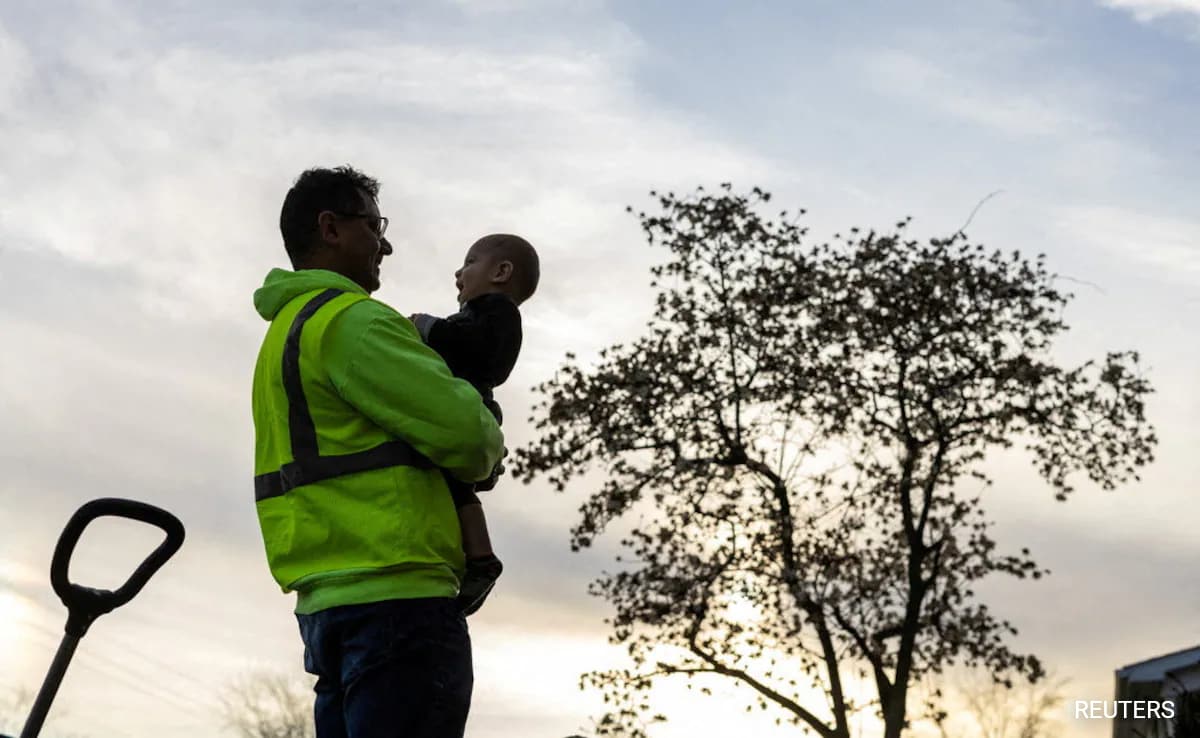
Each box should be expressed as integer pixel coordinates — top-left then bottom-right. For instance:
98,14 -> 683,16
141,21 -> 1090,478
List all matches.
859,49 -> 1085,138
0,7 -> 778,735
1,3 -> 1198,737
1054,205 -> 1200,286
0,0 -> 771,519
1103,0 -> 1200,21
0,21 -> 32,102
447,0 -> 605,16
0,3 -> 770,325
850,41 -> 1166,194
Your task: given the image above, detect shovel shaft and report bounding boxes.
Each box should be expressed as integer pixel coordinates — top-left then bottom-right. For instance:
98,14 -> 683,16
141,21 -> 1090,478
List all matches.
20,633 -> 80,738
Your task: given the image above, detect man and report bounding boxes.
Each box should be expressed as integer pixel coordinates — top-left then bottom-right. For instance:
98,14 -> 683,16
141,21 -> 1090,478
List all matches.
251,165 -> 504,738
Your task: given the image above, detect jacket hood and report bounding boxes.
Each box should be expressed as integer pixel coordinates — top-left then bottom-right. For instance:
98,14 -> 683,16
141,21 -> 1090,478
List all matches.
253,268 -> 367,320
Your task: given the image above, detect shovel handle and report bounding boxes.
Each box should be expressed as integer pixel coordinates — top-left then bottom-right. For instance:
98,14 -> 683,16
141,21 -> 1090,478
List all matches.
19,499 -> 185,738
49,498 -> 185,637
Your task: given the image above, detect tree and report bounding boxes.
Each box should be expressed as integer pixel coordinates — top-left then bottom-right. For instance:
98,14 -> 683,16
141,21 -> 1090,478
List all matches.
0,687 -> 33,738
220,670 -> 316,738
926,668 -> 1066,738
0,687 -> 89,738
514,185 -> 1156,738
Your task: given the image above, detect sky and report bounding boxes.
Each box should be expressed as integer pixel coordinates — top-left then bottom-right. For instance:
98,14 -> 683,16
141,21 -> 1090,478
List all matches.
0,1 -> 1197,736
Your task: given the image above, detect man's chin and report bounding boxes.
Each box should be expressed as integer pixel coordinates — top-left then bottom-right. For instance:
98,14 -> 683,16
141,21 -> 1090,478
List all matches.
359,272 -> 381,293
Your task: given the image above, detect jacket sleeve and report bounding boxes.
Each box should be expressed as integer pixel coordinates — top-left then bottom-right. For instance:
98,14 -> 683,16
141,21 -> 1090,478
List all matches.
324,302 -> 504,482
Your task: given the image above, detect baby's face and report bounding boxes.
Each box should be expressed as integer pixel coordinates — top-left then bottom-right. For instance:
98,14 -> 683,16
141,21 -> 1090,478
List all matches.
455,241 -> 504,304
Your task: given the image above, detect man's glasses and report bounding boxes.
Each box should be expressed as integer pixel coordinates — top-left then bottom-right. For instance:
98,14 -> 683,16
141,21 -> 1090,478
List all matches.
332,212 -> 389,237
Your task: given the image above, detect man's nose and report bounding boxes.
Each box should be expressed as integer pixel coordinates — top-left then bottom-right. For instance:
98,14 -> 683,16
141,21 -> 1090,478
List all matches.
380,237 -> 394,255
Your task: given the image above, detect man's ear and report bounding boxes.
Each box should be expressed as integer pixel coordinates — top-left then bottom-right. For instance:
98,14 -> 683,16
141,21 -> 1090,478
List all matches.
490,260 -> 514,284
317,211 -> 341,247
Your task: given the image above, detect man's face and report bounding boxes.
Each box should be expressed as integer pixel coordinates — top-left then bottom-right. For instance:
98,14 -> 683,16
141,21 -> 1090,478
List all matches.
336,192 -> 390,293
455,241 -> 502,305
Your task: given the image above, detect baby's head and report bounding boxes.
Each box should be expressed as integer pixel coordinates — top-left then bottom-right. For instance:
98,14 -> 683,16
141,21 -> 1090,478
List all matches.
455,233 -> 540,306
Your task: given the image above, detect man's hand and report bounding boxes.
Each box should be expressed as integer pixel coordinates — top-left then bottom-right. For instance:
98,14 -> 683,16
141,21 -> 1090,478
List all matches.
475,446 -> 508,491
408,313 -> 438,341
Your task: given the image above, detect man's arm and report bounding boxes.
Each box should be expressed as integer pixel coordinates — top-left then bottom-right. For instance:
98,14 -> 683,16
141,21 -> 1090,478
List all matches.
325,301 -> 503,482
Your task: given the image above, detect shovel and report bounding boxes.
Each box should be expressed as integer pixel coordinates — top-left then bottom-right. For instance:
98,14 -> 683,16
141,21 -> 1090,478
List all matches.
14,498 -> 185,738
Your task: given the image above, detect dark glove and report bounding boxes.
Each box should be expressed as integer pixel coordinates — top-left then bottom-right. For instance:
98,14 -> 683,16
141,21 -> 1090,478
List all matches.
457,554 -> 504,616
474,447 -> 507,492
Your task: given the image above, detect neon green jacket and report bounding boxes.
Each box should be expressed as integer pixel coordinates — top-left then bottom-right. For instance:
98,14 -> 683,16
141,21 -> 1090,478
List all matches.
251,268 -> 504,614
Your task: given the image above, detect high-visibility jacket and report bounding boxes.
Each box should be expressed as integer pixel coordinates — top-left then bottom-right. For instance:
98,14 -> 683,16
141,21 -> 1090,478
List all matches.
251,268 -> 504,614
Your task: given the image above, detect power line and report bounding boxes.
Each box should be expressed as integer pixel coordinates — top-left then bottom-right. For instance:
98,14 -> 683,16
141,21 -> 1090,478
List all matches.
86,624 -> 223,697
14,595 -> 222,698
12,616 -> 214,723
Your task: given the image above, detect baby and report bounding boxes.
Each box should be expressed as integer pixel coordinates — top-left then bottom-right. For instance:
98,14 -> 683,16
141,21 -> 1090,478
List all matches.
410,233 -> 540,615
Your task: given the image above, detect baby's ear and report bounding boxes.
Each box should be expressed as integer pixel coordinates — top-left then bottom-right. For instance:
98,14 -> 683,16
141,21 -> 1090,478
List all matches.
491,259 -> 514,284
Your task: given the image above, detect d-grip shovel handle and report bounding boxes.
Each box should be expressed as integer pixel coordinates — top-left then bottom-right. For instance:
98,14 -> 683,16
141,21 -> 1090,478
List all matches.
49,498 -> 185,637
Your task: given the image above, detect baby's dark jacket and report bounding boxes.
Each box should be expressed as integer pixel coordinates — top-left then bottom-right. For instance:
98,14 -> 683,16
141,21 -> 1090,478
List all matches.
412,292 -> 522,423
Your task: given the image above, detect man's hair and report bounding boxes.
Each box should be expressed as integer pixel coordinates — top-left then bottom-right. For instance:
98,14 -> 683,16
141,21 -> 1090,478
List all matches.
478,233 -> 540,303
279,166 -> 381,267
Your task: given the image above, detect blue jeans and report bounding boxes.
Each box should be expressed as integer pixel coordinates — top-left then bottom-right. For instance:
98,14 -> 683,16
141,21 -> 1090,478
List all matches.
296,597 -> 473,738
